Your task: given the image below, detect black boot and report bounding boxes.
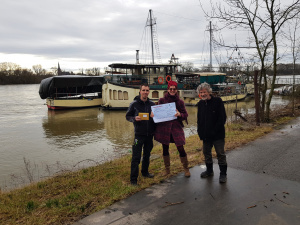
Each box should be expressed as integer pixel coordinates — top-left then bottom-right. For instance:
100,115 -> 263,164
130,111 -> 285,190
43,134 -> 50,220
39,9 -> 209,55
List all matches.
201,163 -> 214,178
219,164 -> 227,183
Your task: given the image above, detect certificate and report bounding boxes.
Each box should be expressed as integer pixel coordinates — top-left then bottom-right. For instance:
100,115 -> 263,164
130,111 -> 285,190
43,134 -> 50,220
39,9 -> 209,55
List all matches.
151,102 -> 177,123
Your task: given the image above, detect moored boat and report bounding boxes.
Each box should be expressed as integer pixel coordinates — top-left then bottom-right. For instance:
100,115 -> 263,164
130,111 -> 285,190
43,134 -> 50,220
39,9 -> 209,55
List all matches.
101,67 -> 248,109
39,75 -> 104,110
177,72 -> 247,106
101,59 -> 181,109
101,10 -> 248,109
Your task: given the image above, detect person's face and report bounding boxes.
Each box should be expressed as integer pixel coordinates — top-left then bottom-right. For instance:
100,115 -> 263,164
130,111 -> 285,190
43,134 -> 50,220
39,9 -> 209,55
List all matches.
168,85 -> 177,96
199,89 -> 211,100
140,86 -> 150,101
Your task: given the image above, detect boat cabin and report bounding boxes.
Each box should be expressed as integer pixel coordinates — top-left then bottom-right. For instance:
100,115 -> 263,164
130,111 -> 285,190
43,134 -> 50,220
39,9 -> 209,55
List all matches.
105,63 -> 180,86
39,75 -> 104,100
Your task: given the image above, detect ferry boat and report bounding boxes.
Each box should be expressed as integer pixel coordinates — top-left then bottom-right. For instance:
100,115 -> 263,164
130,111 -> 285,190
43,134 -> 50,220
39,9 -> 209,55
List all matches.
101,55 -> 183,109
39,75 -> 104,110
101,67 -> 247,109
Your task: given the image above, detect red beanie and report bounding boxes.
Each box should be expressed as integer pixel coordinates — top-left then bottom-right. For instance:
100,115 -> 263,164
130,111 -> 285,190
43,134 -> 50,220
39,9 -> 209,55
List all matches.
167,80 -> 178,89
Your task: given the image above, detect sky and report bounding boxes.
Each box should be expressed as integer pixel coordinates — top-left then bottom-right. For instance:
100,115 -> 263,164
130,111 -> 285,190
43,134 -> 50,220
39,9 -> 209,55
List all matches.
0,0 -> 296,73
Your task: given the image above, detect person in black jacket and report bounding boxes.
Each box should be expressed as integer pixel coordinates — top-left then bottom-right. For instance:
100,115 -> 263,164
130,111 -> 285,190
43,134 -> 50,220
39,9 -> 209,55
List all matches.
126,84 -> 156,185
196,82 -> 228,183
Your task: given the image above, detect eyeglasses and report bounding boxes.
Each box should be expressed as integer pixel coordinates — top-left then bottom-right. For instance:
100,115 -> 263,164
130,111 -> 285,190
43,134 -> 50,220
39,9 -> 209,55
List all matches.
169,88 -> 177,91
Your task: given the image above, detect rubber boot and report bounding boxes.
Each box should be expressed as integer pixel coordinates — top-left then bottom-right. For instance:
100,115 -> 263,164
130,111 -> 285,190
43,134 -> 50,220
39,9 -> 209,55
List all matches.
180,156 -> 191,178
163,155 -> 170,175
219,164 -> 227,183
201,163 -> 214,178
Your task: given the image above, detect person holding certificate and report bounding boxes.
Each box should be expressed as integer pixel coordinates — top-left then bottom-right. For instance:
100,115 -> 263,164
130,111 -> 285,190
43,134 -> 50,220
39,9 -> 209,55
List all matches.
126,84 -> 156,186
154,81 -> 190,177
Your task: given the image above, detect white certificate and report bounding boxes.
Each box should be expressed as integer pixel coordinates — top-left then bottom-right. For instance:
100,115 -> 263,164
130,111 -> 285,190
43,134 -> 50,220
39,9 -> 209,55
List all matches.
151,102 -> 177,123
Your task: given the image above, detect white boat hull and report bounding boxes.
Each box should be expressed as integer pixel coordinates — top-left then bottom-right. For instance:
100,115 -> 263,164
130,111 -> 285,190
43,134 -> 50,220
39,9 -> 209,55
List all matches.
46,98 -> 103,110
101,82 -> 173,109
101,82 -> 247,109
183,93 -> 247,106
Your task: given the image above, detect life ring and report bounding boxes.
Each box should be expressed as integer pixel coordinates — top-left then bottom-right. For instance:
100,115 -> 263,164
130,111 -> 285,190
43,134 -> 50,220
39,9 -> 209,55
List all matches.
238,81 -> 241,85
166,75 -> 172,82
158,76 -> 164,84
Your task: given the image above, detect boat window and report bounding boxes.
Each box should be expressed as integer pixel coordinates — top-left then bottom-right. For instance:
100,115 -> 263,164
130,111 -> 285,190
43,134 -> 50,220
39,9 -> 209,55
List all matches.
113,90 -> 117,100
109,89 -> 112,100
152,91 -> 159,98
163,91 -> 168,96
118,90 -> 123,100
123,91 -> 128,100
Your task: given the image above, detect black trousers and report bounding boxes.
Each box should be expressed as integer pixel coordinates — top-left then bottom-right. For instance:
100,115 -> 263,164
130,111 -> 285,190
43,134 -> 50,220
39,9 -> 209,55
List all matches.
203,139 -> 227,165
130,135 -> 153,182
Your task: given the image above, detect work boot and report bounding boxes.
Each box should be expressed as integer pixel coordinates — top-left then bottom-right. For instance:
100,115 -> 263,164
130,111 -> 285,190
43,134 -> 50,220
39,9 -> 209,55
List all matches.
142,173 -> 154,178
130,180 -> 138,186
219,164 -> 227,183
163,155 -> 170,175
180,156 -> 191,178
201,163 -> 214,178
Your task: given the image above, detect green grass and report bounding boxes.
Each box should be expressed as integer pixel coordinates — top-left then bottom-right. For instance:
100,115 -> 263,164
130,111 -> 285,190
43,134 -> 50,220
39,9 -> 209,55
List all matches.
0,117 -> 295,225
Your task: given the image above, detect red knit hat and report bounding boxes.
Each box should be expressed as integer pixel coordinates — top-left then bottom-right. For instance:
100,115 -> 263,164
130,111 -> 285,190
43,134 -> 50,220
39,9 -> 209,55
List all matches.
167,80 -> 178,89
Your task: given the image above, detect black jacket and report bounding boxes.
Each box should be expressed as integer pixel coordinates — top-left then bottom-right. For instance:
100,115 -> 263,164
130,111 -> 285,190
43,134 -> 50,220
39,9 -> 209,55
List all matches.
126,95 -> 156,136
197,96 -> 227,141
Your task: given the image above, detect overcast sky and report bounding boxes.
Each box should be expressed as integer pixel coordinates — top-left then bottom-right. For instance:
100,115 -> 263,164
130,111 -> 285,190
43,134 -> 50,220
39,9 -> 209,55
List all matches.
0,0 -> 295,72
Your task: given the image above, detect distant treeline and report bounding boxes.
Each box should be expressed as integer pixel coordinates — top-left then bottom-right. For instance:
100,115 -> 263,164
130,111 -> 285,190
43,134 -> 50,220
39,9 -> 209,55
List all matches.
1,62 -> 300,85
274,63 -> 300,75
0,70 -> 52,85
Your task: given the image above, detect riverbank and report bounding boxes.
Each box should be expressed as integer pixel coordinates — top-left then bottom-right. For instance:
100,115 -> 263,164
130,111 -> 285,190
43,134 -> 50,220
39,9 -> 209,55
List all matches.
0,100 -> 299,225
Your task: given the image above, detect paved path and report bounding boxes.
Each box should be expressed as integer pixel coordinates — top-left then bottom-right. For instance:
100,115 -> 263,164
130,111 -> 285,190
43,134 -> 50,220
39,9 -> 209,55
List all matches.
74,117 -> 300,225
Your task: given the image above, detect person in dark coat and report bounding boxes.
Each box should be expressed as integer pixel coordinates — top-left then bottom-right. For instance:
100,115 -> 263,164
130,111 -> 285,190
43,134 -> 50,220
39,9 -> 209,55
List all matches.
126,84 -> 156,185
196,82 -> 228,183
154,81 -> 190,177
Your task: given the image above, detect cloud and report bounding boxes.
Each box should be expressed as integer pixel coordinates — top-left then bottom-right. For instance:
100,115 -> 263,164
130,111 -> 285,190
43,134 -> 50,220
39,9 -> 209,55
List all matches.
0,0 -> 294,71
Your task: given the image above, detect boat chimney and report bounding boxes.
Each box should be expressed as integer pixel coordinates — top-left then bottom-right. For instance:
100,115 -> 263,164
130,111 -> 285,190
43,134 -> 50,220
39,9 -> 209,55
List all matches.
136,50 -> 139,64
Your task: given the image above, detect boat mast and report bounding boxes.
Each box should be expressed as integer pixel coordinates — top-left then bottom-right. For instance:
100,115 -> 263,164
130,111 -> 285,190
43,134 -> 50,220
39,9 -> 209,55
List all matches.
209,21 -> 212,72
149,9 -> 155,64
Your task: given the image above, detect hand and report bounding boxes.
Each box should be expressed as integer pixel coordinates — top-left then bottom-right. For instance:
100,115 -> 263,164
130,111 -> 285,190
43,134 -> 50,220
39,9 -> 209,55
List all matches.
135,116 -> 141,121
175,109 -> 181,117
150,111 -> 154,118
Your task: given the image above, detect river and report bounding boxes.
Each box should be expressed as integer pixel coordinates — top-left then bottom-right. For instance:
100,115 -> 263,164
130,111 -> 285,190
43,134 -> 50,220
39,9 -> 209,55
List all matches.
0,84 -> 290,191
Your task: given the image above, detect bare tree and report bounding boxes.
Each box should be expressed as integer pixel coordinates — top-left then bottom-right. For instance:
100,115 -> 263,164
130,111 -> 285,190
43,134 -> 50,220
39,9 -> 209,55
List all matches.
181,61 -> 194,72
284,18 -> 300,114
85,67 -> 101,76
0,62 -> 21,75
50,67 -> 58,75
32,64 -> 44,75
202,0 -> 300,122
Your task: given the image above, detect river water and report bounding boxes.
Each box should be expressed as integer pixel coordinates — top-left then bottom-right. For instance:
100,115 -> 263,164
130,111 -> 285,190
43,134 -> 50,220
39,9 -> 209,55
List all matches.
0,84 -> 290,191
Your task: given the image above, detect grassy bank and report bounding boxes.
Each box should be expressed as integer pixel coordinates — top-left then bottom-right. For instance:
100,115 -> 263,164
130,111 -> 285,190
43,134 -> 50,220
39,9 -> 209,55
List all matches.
0,103 -> 299,224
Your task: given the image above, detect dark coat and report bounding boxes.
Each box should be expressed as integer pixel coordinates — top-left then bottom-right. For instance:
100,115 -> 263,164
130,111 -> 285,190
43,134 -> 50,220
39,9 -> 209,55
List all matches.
154,93 -> 188,146
126,95 -> 156,136
197,96 -> 227,141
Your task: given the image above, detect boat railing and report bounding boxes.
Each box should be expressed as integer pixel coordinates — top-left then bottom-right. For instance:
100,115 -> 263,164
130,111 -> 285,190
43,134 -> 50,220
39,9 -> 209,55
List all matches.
52,92 -> 101,99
